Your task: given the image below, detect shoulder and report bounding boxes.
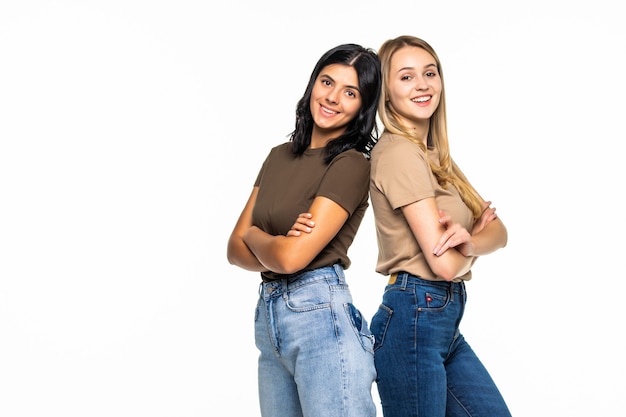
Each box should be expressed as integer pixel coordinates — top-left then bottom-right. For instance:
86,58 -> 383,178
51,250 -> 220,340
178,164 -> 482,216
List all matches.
330,148 -> 369,172
263,142 -> 294,161
269,142 -> 292,154
333,148 -> 368,163
372,133 -> 426,164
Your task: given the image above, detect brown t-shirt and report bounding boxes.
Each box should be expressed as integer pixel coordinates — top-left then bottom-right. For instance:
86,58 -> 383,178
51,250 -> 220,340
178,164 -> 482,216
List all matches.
370,132 -> 476,281
253,142 -> 370,281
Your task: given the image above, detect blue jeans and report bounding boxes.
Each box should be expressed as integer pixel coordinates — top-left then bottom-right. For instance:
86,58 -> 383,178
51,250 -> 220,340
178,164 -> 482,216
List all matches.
370,272 -> 511,417
255,264 -> 377,417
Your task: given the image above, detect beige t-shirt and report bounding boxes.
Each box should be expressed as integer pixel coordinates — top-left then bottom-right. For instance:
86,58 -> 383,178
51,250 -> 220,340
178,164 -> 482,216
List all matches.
369,132 -> 476,281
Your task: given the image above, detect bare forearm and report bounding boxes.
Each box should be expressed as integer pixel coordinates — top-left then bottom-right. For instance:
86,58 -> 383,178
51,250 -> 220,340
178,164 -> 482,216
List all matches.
243,226 -> 304,275
469,218 -> 507,257
428,248 -> 474,281
227,234 -> 268,272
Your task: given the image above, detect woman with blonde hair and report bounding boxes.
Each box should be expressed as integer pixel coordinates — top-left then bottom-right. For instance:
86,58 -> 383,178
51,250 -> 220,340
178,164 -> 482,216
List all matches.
369,35 -> 512,416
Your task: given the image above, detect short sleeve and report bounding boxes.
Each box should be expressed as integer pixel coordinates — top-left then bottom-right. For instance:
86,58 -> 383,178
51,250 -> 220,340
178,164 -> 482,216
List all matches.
317,150 -> 369,215
371,138 -> 434,210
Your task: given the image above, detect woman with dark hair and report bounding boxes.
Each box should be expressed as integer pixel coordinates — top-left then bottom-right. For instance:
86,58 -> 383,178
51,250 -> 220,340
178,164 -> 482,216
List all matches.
227,43 -> 381,417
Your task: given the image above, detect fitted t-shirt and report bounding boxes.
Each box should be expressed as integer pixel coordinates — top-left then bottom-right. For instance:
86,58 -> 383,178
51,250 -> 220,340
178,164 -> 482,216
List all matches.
369,132 -> 476,282
253,142 -> 370,281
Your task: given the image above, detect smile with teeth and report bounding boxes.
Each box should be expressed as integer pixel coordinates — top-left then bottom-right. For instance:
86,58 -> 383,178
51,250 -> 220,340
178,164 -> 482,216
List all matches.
411,96 -> 431,103
321,105 -> 338,115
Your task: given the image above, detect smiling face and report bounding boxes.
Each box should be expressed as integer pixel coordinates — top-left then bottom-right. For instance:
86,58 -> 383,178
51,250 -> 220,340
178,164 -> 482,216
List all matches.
309,63 -> 362,147
386,46 -> 442,131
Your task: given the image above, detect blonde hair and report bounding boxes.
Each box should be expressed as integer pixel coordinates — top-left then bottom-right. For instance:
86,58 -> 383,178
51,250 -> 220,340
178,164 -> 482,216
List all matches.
378,35 -> 483,220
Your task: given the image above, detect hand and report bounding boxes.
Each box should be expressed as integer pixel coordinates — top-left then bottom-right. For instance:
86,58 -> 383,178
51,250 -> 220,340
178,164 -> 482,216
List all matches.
472,201 -> 497,235
433,210 -> 472,257
286,212 -> 315,237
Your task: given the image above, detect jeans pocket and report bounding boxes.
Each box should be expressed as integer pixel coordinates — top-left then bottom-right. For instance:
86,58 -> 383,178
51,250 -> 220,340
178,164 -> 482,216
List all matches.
417,285 -> 450,311
344,302 -> 375,354
370,303 -> 392,352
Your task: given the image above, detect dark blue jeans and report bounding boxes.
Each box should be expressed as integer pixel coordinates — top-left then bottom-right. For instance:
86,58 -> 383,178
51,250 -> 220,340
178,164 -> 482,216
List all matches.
370,272 -> 511,417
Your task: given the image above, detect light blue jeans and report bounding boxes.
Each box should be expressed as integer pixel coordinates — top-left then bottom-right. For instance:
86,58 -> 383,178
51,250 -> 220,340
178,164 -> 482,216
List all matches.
370,272 -> 511,417
255,264 -> 377,417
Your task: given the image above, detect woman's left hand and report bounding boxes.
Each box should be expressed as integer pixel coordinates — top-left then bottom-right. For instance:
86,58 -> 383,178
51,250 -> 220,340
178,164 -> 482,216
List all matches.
433,210 -> 472,256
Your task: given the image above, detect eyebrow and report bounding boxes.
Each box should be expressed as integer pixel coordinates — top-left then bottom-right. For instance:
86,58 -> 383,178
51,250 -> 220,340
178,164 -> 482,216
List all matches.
397,63 -> 437,73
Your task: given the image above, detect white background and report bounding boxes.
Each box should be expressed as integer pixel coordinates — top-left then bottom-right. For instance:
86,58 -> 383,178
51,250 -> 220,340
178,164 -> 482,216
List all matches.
1,1 -> 624,416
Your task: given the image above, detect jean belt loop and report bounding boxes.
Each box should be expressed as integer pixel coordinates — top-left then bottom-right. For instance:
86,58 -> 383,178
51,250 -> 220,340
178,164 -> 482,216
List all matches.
400,272 -> 409,290
333,264 -> 345,285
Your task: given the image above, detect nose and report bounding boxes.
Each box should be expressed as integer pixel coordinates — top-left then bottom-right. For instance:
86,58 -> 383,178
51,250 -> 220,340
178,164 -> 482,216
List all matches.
325,88 -> 339,104
414,76 -> 428,91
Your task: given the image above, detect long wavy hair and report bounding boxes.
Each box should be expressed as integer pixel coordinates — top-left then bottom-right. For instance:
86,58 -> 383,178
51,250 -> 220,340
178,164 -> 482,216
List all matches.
378,35 -> 483,220
290,43 -> 382,163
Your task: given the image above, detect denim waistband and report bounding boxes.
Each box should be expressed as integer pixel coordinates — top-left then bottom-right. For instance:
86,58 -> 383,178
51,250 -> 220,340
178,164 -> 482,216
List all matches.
259,264 -> 345,297
389,271 -> 465,295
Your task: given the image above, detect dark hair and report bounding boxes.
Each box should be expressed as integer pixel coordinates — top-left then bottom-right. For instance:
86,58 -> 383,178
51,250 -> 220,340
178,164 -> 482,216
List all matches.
290,43 -> 382,163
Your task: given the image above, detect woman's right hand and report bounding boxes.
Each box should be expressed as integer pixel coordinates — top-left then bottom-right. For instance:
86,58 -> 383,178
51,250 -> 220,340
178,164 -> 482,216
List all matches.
472,201 -> 497,235
286,212 -> 315,237
434,200 -> 498,257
